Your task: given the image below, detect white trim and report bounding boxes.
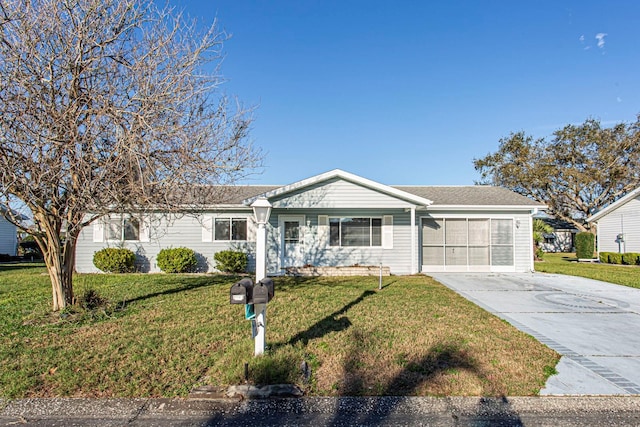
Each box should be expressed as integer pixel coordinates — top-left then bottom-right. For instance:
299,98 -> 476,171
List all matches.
418,215 -> 517,273
587,187 -> 640,222
93,220 -> 104,243
201,215 -> 213,242
243,169 -> 433,207
211,215 -> 251,242
426,205 -> 545,212
409,208 -> 416,273
382,215 -> 394,250
317,215 -> 329,247
278,215 -> 306,270
139,216 -> 150,243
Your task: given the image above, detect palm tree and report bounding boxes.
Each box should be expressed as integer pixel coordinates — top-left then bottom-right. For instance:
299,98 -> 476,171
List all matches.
533,219 -> 554,260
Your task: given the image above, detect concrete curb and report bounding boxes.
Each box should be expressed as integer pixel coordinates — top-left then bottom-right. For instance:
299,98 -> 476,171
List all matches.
2,396 -> 640,418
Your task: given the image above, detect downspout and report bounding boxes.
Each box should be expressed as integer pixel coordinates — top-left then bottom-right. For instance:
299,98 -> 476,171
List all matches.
411,206 -> 417,274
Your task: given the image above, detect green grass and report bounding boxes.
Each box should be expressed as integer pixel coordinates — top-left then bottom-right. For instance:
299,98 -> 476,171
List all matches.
0,263 -> 559,398
536,253 -> 640,289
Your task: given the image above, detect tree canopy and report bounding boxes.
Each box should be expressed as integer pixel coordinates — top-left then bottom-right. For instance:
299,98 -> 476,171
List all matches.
0,0 -> 261,310
474,116 -> 640,232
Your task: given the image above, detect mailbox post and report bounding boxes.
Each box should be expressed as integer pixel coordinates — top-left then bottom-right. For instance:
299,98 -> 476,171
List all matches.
251,197 -> 272,356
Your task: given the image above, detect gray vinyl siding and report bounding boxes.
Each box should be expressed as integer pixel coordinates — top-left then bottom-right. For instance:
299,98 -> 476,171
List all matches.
0,217 -> 17,256
265,208 -> 414,275
75,211 -> 256,273
596,195 -> 640,253
271,178 -> 416,209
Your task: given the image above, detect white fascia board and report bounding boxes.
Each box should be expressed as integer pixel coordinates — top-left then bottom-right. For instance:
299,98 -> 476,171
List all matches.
243,169 -> 433,207
425,204 -> 547,212
587,187 -> 640,223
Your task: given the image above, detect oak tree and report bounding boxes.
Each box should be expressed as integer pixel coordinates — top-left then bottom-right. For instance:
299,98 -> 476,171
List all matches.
0,0 -> 261,310
474,116 -> 640,232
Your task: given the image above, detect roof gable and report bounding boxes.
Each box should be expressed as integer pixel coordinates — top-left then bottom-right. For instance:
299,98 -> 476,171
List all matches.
243,169 -> 433,208
588,187 -> 640,222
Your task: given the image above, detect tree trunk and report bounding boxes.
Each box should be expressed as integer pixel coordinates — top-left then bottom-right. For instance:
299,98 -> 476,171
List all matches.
42,238 -> 75,311
35,214 -> 79,311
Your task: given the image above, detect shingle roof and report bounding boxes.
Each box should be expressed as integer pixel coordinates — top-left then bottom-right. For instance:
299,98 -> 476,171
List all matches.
215,184 -> 541,207
216,186 -> 279,204
538,217 -> 579,231
395,186 -> 542,207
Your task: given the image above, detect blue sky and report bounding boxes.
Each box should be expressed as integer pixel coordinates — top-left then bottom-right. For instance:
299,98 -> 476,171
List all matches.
173,0 -> 640,185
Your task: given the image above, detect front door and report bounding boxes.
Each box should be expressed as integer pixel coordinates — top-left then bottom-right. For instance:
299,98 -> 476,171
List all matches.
279,215 -> 305,268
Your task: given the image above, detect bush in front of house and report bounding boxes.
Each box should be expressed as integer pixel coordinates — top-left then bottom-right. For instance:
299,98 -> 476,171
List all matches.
214,250 -> 248,273
575,232 -> 595,259
93,248 -> 136,273
156,247 -> 198,273
622,252 -> 640,265
598,252 -> 610,263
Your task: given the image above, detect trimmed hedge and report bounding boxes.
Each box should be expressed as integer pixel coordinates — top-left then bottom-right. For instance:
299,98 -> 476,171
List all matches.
623,252 -> 640,266
156,247 -> 198,273
599,251 -> 640,265
214,250 -> 248,273
575,232 -> 595,259
93,248 -> 136,273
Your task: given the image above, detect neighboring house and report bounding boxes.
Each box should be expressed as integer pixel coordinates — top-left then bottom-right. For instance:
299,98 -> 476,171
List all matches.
537,217 -> 578,253
0,213 -> 18,257
75,169 -> 544,274
588,187 -> 640,254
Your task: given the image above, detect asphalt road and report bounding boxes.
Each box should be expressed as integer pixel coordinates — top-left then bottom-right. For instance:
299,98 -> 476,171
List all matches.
2,396 -> 640,426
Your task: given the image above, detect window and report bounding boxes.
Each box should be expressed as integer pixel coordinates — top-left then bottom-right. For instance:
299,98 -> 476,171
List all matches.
329,217 -> 382,247
214,218 -> 247,241
107,217 -> 140,241
421,218 -> 513,267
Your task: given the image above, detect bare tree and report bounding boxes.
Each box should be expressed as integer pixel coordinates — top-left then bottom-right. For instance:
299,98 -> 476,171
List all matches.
0,0 -> 261,311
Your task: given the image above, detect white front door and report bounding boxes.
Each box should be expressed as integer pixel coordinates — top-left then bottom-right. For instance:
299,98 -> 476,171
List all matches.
279,215 -> 305,268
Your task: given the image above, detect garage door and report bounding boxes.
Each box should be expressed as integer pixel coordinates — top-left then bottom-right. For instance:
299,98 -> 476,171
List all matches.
421,217 -> 514,272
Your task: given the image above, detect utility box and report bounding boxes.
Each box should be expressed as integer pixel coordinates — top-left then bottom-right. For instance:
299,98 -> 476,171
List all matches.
252,278 -> 274,304
230,278 -> 253,304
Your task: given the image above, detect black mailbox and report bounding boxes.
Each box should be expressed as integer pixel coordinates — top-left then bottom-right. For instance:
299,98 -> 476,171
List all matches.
252,277 -> 274,304
230,278 -> 253,304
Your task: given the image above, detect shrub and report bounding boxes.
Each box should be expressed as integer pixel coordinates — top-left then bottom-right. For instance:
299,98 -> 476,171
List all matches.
623,252 -> 640,265
607,252 -> 623,264
156,247 -> 198,273
599,252 -> 611,263
93,248 -> 136,273
214,250 -> 248,273
575,232 -> 595,259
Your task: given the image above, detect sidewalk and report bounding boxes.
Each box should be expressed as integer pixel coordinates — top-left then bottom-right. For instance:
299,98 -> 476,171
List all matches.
2,396 -> 640,426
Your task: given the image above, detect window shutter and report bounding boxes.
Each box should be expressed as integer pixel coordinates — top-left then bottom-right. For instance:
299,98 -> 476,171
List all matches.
139,216 -> 151,242
201,215 -> 213,242
382,215 -> 393,249
318,215 -> 329,247
93,220 -> 104,243
247,216 -> 256,242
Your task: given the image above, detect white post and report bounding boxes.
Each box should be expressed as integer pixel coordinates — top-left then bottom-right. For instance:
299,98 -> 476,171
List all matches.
255,222 -> 267,356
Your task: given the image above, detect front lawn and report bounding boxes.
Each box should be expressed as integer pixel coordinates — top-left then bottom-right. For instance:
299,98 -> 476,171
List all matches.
0,264 -> 558,398
536,253 -> 640,289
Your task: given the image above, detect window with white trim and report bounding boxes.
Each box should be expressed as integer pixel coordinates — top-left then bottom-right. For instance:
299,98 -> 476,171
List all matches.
214,218 -> 248,241
421,217 -> 513,266
107,216 -> 140,241
329,217 -> 382,247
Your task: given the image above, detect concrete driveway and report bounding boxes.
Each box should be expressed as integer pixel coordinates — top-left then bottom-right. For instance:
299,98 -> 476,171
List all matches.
429,272 -> 640,395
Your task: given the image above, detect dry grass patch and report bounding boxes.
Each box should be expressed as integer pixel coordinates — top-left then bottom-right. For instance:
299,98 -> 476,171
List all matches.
203,276 -> 558,396
1,265 -> 558,398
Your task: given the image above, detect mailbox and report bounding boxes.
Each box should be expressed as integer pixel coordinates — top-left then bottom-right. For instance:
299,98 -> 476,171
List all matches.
230,278 -> 253,304
252,277 -> 274,304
